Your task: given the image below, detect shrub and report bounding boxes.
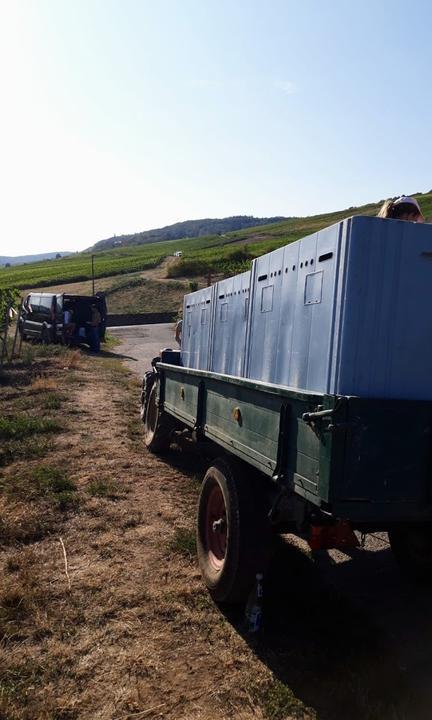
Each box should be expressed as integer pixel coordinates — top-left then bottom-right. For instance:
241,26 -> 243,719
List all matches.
0,288 -> 20,324
88,479 -> 122,499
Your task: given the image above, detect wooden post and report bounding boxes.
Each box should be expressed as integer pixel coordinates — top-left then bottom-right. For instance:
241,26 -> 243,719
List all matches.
0,307 -> 10,366
91,255 -> 95,296
10,299 -> 23,360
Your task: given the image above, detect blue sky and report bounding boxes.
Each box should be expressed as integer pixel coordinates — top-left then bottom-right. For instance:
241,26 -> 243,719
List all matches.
1,0 -> 431,255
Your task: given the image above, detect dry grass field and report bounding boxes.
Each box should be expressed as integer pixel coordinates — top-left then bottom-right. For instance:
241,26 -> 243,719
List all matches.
0,342 -> 420,720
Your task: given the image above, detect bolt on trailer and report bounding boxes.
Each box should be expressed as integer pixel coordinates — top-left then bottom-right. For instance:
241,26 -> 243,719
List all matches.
141,216 -> 432,604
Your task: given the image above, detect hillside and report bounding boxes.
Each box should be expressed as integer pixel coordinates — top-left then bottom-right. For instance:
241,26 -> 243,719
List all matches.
0,251 -> 72,267
1,192 -> 431,291
89,215 -> 288,252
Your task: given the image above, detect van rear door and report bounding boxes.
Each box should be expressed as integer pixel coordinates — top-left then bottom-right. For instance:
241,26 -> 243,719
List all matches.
22,293 -> 41,338
38,295 -> 55,331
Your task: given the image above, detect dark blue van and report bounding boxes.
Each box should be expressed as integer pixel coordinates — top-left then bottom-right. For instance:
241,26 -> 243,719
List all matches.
19,292 -> 106,347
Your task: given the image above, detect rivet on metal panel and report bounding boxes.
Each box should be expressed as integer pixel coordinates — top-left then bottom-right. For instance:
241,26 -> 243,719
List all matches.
180,387 -> 185,400
232,406 -> 242,424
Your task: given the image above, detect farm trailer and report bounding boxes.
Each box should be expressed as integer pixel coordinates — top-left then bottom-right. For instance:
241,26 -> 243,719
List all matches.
141,216 -> 432,603
141,355 -> 432,603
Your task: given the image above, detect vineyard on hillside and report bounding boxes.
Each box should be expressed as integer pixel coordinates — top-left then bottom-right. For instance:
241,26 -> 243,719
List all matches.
2,193 -> 431,290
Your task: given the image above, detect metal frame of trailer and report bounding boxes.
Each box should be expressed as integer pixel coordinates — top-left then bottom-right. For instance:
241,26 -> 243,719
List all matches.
141,352 -> 432,602
157,359 -> 432,525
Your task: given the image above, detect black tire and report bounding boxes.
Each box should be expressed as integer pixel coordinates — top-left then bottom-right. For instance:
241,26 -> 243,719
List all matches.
141,371 -> 155,421
196,457 -> 272,604
143,379 -> 175,453
389,524 -> 432,582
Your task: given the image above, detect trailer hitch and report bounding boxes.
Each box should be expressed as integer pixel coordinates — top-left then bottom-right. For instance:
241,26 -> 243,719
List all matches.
302,408 -> 334,424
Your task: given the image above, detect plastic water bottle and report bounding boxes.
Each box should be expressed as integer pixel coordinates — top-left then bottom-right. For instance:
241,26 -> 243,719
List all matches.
245,573 -> 264,633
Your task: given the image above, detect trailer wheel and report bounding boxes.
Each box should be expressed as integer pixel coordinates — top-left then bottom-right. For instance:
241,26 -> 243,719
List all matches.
197,458 -> 271,604
140,371 -> 155,421
143,380 -> 175,454
389,524 -> 432,581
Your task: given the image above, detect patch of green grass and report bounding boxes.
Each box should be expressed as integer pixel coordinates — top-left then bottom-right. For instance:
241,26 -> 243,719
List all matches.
19,342 -> 67,366
32,466 -> 76,494
0,436 -> 54,467
103,332 -> 122,349
41,392 -> 63,410
100,357 -> 129,374
87,479 -> 123,499
32,344 -> 64,358
254,679 -> 312,720
105,277 -> 187,314
168,527 -> 196,559
20,344 -> 37,366
0,466 -> 76,507
55,490 -> 80,512
0,415 -> 60,440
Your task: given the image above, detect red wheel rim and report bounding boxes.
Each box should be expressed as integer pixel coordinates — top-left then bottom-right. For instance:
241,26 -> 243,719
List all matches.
205,482 -> 227,572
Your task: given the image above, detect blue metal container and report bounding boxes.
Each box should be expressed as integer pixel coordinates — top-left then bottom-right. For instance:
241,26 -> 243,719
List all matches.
210,271 -> 250,376
181,216 -> 432,400
331,216 -> 432,400
181,285 -> 215,370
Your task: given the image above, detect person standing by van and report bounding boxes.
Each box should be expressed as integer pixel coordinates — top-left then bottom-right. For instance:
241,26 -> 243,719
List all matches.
63,306 -> 76,345
87,304 -> 101,353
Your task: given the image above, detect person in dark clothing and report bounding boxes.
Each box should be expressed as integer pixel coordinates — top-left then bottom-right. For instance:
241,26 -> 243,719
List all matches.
87,304 -> 101,352
95,292 -> 107,341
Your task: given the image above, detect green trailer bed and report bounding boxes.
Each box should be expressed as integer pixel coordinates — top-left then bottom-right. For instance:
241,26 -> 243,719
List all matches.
141,354 -> 432,602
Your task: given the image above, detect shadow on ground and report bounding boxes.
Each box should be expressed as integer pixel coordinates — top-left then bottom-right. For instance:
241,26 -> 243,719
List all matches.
90,348 -> 138,362
157,448 -> 432,720
225,538 -> 432,720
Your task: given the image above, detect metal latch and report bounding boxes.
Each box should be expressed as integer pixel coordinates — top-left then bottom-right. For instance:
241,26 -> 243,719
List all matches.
302,408 -> 334,424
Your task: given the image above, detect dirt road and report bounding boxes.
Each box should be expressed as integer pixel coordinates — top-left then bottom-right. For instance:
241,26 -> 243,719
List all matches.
109,322 -> 176,378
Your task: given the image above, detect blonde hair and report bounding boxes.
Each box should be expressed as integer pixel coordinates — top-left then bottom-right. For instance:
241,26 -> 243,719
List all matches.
377,197 -> 422,220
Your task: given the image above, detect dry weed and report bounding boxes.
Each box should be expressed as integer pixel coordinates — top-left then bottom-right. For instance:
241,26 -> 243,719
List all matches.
56,349 -> 83,370
0,499 -> 56,545
30,376 -> 58,393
